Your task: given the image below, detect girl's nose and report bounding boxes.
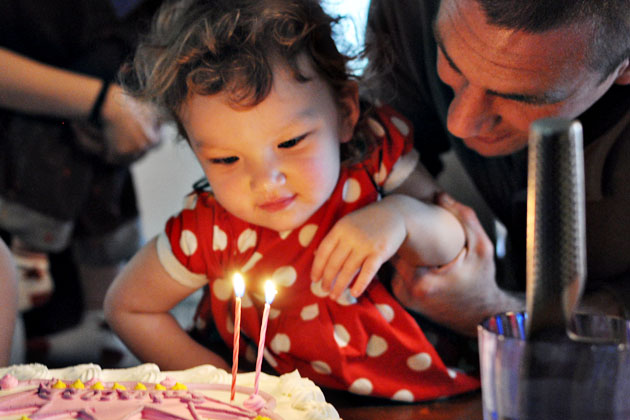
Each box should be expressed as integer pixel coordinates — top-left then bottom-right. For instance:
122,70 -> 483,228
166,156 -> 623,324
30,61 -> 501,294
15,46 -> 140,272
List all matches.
446,85 -> 501,139
249,159 -> 286,193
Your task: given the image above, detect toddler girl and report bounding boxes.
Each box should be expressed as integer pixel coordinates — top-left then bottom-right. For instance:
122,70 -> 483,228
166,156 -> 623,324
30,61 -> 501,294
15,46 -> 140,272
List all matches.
105,0 -> 479,401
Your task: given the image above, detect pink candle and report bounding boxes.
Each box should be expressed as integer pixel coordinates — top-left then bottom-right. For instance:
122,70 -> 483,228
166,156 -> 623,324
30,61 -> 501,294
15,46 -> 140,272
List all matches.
230,273 -> 245,402
253,280 -> 277,396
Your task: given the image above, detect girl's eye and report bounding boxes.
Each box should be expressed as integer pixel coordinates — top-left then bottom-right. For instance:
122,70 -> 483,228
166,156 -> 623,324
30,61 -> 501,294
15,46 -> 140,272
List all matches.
210,156 -> 239,165
278,135 -> 306,149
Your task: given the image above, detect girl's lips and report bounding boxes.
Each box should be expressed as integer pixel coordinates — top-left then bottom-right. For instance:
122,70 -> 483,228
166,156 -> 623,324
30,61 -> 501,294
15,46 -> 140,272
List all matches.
259,195 -> 296,212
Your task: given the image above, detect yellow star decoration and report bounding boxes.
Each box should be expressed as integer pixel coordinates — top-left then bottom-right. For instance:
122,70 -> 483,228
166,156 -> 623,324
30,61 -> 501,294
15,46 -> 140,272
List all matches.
52,380 -> 66,389
171,382 -> 187,391
91,382 -> 105,390
134,382 -> 147,391
71,380 -> 85,389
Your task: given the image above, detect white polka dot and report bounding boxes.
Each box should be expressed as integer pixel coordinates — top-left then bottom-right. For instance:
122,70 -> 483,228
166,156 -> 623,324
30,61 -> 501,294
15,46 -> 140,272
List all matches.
392,389 -> 414,402
311,361 -> 331,375
212,278 -> 232,301
300,303 -> 319,321
263,348 -> 278,368
342,178 -> 362,203
374,98 -> 383,107
213,226 -> 227,251
270,334 -> 291,353
349,378 -> 373,395
336,289 -> 357,306
391,116 -> 410,136
195,317 -> 207,331
245,345 -> 256,363
298,224 -> 318,247
310,281 -> 330,298
226,316 -> 234,334
366,335 -> 388,357
241,293 -> 254,308
273,266 -> 297,287
367,118 -> 386,138
269,307 -> 281,319
333,324 -> 350,347
241,252 -> 262,273
180,230 -> 198,256
279,230 -> 292,240
237,229 -> 257,253
407,353 -> 432,371
374,162 -> 388,185
448,368 -> 457,379
376,304 -> 394,323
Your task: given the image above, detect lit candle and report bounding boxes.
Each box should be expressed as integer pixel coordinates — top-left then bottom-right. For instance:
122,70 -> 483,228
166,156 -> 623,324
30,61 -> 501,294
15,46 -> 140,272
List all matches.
230,273 -> 245,402
253,280 -> 277,396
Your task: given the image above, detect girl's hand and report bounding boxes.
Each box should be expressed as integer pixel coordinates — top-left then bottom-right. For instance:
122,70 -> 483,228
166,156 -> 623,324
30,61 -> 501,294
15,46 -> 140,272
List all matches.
311,200 -> 406,300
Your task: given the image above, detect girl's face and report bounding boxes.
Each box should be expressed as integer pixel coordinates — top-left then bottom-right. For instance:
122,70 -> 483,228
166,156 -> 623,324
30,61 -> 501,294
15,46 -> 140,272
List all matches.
180,59 -> 359,232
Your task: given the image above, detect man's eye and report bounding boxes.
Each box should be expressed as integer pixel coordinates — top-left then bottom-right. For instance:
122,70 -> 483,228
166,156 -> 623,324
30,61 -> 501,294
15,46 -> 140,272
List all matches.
278,135 -> 306,149
210,156 -> 239,164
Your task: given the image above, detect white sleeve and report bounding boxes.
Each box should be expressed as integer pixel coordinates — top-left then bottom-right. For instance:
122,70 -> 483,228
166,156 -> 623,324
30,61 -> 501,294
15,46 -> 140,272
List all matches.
156,232 -> 208,289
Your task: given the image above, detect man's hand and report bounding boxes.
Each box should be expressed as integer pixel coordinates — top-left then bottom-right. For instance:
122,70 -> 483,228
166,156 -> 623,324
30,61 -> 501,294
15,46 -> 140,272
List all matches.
391,194 -> 523,336
311,201 -> 406,300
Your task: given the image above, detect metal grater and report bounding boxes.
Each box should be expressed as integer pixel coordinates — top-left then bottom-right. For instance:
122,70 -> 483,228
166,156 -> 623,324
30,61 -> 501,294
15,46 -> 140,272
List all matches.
525,118 -> 586,339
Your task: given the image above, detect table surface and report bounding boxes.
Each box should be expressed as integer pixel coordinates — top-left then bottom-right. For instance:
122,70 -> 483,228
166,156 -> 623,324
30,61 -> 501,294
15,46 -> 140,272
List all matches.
324,389 -> 483,420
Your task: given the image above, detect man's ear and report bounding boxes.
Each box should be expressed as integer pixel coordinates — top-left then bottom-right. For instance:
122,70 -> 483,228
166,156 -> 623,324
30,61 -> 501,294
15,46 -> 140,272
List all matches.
338,81 -> 360,143
614,58 -> 630,85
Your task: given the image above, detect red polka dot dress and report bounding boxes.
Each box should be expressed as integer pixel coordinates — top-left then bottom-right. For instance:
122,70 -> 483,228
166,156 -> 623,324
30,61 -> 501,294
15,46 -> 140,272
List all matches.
157,105 -> 480,401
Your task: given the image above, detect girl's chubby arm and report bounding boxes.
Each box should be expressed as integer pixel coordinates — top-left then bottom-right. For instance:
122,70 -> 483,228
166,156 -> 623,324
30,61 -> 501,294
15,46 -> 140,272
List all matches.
311,162 -> 465,300
104,237 -> 229,370
385,161 -> 466,266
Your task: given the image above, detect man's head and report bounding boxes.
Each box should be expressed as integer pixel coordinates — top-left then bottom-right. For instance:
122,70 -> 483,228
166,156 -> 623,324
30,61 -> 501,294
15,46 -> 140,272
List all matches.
434,0 -> 630,156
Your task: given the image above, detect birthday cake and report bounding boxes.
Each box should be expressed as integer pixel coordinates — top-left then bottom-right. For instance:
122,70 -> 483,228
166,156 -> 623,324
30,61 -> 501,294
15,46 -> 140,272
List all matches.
0,363 -> 340,420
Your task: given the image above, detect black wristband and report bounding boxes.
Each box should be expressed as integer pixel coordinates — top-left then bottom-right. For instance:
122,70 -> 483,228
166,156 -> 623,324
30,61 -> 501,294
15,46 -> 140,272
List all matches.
88,80 -> 110,127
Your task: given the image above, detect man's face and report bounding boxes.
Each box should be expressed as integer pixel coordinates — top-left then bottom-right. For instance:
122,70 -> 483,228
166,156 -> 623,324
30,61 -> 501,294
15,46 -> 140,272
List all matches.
434,0 -> 620,156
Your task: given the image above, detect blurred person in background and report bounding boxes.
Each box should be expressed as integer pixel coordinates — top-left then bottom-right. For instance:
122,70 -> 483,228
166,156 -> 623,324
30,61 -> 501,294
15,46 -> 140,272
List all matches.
0,237 -> 18,367
0,0 -> 163,367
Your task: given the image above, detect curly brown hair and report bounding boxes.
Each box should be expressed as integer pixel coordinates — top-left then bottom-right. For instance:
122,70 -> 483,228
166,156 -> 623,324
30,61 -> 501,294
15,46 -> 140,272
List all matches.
120,0 -> 375,161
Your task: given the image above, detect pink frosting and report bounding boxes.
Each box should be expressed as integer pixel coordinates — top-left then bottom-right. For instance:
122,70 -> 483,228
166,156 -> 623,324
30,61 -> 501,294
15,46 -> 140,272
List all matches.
243,393 -> 266,413
159,377 -> 176,388
0,374 -> 18,390
0,379 -> 279,420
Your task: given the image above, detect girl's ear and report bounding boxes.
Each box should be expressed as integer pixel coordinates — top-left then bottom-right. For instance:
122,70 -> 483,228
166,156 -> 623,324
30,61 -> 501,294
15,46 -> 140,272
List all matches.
338,81 -> 360,143
614,58 -> 630,85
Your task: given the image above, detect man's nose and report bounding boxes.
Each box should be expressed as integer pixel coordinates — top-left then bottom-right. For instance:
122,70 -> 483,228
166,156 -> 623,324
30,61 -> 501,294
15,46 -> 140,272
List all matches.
446,85 -> 500,139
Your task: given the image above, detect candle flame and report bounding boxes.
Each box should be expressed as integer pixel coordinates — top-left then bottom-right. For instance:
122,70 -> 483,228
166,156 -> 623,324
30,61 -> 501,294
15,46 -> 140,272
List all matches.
233,273 -> 245,298
264,280 -> 277,304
